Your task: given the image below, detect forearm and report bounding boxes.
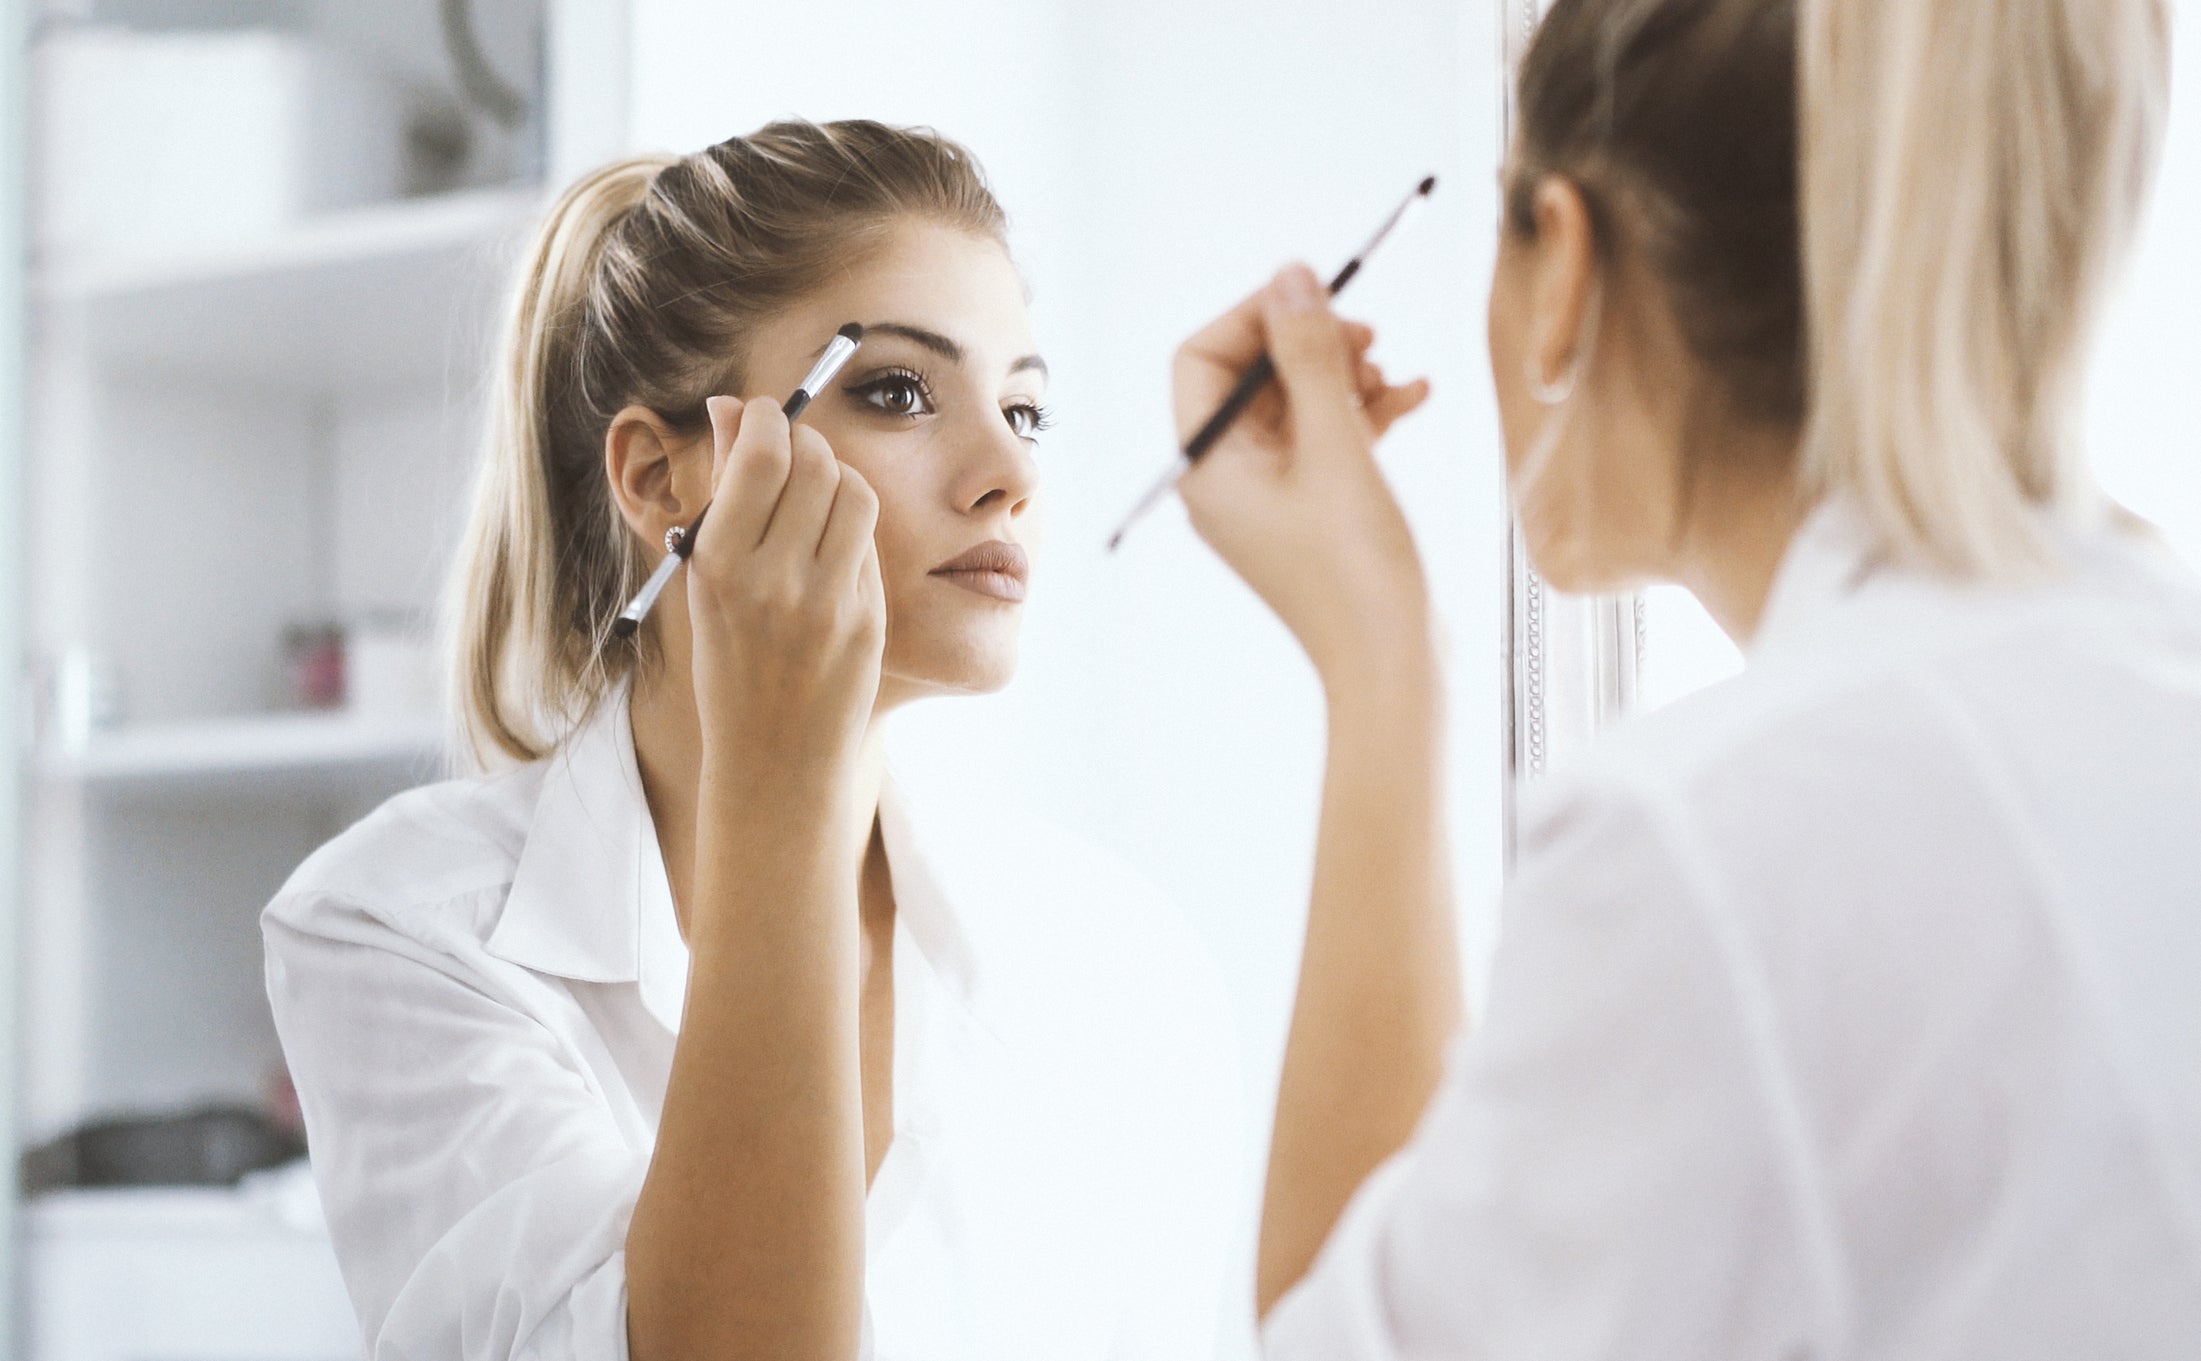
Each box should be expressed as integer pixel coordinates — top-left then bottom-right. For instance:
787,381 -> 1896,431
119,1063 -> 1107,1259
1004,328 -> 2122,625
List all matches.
626,767 -> 869,1361
1257,640 -> 1461,1316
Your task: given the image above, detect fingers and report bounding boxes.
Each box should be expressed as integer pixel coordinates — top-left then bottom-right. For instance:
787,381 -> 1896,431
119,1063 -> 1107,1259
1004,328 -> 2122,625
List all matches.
816,462 -> 880,580
707,396 -> 793,549
1259,264 -> 1362,447
760,423 -> 841,556
1176,281 -> 1272,376
1366,377 -> 1434,436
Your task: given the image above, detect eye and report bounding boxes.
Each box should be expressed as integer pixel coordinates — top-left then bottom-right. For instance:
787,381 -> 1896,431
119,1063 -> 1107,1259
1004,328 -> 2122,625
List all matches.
849,369 -> 935,419
1004,400 -> 1053,441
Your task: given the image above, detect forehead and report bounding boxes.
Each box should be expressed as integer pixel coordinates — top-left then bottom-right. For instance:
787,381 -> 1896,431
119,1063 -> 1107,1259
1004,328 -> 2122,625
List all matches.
763,222 -> 1035,371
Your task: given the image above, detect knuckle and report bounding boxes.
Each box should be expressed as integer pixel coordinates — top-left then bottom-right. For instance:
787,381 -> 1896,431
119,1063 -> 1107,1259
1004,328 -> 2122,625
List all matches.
749,571 -> 800,615
849,598 -> 886,642
740,435 -> 790,478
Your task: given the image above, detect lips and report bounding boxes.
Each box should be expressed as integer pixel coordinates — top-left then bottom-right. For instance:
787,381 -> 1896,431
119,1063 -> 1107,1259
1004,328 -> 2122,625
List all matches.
929,540 -> 1030,603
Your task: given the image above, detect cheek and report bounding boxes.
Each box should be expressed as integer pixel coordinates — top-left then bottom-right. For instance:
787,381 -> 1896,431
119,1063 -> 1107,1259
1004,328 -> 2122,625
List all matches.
863,484 -> 929,588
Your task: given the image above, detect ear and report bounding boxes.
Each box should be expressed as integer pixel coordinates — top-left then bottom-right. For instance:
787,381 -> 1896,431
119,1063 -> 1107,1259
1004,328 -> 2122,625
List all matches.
604,405 -> 709,547
1526,176 -> 1601,391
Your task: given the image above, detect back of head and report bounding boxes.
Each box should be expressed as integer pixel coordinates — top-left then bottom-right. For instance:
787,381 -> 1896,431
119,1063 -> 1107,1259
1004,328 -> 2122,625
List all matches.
1513,0 -> 1805,432
448,120 -> 1007,770
1514,0 -> 2171,577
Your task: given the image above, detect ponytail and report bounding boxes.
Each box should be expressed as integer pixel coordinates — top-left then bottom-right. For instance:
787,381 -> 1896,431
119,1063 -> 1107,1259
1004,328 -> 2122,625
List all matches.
448,156 -> 673,769
1798,0 -> 2171,574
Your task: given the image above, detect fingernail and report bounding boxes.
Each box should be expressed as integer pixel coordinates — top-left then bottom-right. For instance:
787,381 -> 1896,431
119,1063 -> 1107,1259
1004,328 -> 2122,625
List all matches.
1278,263 -> 1321,310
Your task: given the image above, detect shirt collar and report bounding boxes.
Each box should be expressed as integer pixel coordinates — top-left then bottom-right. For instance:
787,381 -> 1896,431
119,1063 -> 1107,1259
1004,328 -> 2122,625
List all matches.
1749,495 -> 1889,654
483,688 -> 980,1035
483,694 -> 664,1002
876,772 -> 981,1004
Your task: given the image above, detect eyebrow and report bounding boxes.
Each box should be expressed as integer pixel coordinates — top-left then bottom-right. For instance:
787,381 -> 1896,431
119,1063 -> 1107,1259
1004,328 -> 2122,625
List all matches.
818,320 -> 1047,380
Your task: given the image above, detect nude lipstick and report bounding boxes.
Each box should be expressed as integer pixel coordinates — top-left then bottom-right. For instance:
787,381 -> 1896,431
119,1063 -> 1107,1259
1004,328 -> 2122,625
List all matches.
930,540 -> 1030,603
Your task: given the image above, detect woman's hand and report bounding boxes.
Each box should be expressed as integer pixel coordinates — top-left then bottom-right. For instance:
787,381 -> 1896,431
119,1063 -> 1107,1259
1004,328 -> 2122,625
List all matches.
1174,263 -> 1435,694
627,394 -> 882,1361
1179,268 -> 1461,1317
686,394 -> 885,778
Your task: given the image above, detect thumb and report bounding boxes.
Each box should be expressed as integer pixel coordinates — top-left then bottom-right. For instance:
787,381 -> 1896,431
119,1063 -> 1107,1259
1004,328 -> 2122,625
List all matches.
1261,264 -> 1361,445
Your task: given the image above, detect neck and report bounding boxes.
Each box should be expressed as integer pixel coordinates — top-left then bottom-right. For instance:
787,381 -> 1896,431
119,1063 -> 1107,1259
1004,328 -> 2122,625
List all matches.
1671,426 -> 1813,645
627,655 -> 893,941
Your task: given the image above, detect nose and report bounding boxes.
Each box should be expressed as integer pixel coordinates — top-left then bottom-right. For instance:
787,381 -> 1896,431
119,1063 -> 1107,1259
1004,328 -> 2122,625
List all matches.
954,412 -> 1039,520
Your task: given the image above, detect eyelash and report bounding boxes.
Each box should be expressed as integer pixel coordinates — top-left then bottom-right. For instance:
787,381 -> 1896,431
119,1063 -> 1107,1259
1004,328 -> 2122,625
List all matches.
847,366 -> 1053,442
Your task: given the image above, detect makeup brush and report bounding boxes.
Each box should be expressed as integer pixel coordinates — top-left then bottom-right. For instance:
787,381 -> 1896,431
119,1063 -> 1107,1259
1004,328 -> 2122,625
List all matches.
611,322 -> 865,640
1107,175 -> 1437,551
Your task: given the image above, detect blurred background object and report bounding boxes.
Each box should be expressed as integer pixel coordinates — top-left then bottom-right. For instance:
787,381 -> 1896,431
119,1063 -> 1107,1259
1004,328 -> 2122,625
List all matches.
17,2 -> 557,1357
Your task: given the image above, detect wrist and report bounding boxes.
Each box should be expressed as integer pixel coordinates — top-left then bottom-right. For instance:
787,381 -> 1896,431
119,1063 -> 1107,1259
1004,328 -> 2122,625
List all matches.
1315,606 -> 1443,717
695,736 -> 859,829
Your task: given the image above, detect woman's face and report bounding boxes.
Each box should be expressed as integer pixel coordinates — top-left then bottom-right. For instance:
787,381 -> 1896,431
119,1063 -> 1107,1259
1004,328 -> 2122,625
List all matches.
737,221 -> 1046,707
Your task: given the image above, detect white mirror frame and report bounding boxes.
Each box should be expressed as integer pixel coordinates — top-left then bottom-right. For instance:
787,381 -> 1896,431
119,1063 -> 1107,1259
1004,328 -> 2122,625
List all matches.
0,0 -> 27,1346
1498,0 -> 1646,864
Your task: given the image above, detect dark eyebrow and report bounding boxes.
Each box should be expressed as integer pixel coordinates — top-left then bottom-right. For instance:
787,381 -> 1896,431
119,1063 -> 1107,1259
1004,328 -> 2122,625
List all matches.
859,321 -> 963,362
821,320 -> 1047,382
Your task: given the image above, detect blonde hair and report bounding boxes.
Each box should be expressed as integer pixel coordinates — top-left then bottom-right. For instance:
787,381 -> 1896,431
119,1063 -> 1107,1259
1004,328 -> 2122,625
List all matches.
1514,0 -> 2172,577
447,120 -> 1007,769
1798,0 -> 2172,574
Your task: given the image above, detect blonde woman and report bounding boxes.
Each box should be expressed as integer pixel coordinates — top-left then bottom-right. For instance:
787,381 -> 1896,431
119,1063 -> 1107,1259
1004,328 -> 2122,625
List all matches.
263,121 -> 1239,1359
1173,0 -> 2201,1354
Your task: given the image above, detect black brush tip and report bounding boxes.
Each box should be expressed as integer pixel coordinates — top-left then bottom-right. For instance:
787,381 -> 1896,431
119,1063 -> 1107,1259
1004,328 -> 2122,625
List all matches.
836,322 -> 865,342
610,617 -> 638,641
1417,175 -> 1437,196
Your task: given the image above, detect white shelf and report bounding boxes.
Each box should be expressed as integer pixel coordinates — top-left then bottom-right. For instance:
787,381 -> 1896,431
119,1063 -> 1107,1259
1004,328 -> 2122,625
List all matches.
35,187 -> 541,392
41,711 -> 445,799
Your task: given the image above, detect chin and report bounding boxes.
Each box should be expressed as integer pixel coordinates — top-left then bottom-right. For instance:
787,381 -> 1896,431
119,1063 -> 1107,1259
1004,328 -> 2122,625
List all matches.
884,632 -> 1022,699
1523,522 -> 1628,597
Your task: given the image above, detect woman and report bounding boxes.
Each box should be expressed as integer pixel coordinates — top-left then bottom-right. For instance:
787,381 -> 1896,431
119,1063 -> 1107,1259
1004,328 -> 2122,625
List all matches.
1176,0 -> 2201,1354
263,121 -> 1239,1359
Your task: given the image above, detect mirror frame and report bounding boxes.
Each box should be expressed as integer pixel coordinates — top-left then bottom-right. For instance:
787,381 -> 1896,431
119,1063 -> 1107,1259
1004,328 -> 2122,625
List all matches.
1497,0 -> 1645,864
1,0 -> 28,1347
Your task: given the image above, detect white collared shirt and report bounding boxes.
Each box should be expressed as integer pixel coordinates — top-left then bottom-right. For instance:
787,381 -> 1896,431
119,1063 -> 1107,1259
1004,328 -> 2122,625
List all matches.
263,696 -> 1243,1360
1267,501 -> 2201,1358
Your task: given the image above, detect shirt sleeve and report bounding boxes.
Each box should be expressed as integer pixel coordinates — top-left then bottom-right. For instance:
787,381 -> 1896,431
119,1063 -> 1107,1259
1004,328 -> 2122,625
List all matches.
264,890 -> 644,1361
1261,777 -> 1824,1360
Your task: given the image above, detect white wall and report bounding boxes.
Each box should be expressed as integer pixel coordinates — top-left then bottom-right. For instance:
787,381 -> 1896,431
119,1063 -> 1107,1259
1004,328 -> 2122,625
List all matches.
2089,4 -> 2201,570
625,2 -> 1508,1352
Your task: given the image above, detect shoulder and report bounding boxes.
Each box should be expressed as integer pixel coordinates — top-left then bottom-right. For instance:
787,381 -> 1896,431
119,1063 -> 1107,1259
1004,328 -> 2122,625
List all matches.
1506,549 -> 2201,1006
263,761 -> 547,953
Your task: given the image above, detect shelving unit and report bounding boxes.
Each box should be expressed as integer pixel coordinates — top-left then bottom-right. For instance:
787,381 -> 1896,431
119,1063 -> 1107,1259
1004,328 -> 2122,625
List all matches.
19,14 -> 551,1120
40,186 -> 538,392
11,2 -> 631,1356
42,711 -> 445,800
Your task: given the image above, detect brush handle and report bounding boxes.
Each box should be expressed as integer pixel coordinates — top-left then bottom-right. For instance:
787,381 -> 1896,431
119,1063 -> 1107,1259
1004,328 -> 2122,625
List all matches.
1183,354 -> 1279,465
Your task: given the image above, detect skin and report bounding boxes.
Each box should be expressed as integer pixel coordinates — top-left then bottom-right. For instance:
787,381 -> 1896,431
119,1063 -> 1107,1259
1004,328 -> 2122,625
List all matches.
602,220 -> 1046,1360
1173,166 -> 1806,1315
